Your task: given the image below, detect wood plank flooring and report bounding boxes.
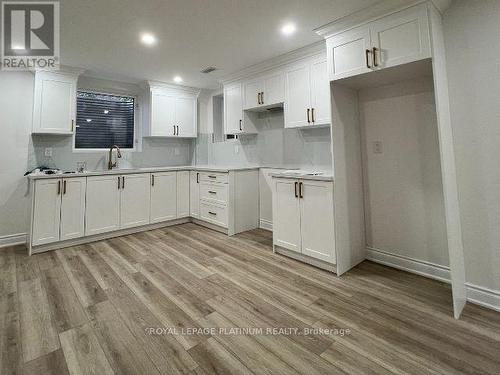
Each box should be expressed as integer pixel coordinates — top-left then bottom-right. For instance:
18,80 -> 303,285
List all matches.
1,223 -> 499,374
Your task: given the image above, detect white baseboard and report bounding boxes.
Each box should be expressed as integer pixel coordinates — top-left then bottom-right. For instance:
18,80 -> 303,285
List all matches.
466,283 -> 500,312
366,247 -> 451,283
259,219 -> 273,231
0,233 -> 27,249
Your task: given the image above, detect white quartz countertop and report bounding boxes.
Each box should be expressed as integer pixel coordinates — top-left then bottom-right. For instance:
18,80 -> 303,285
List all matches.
27,165 -> 260,180
269,170 -> 334,181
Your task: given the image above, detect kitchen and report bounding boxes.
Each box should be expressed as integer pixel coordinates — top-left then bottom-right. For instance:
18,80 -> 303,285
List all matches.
1,0 -> 499,374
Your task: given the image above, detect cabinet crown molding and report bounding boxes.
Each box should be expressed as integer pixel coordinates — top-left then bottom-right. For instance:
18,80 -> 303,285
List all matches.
220,41 -> 326,86
33,65 -> 85,77
144,80 -> 201,97
314,0 -> 448,39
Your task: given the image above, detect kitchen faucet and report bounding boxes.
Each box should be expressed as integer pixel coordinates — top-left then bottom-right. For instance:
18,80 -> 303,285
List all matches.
108,145 -> 122,170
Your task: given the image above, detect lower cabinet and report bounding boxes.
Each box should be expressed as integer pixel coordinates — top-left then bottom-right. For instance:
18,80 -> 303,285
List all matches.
120,174 -> 151,229
150,172 -> 177,223
190,171 -> 200,218
176,171 -> 190,218
85,175 -> 121,236
272,178 -> 336,263
32,177 -> 86,246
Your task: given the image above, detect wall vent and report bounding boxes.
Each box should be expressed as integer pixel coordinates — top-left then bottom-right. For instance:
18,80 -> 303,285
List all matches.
201,66 -> 217,74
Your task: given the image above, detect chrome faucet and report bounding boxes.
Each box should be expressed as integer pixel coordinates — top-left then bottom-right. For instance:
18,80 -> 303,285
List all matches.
108,145 -> 122,170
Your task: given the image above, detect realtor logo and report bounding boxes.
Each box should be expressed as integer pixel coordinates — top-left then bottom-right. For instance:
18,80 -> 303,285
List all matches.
1,1 -> 59,70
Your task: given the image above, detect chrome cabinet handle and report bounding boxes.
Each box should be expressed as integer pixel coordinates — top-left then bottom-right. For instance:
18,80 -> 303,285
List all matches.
239,119 -> 242,131
122,176 -> 125,189
63,180 -> 67,195
365,49 -> 371,68
261,91 -> 264,104
57,180 -> 61,195
118,176 -> 121,189
208,211 -> 217,215
294,181 -> 298,198
299,182 -> 303,198
307,108 -> 310,123
372,47 -> 378,67
208,191 -> 216,194
257,92 -> 261,104
176,125 -> 179,135
311,108 -> 315,123
151,174 -> 155,186
196,172 -> 199,183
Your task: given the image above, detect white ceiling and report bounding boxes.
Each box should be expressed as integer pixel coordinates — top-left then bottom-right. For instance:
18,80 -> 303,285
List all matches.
59,0 -> 381,88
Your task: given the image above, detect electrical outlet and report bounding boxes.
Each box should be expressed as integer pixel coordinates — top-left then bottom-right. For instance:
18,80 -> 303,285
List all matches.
373,141 -> 383,154
174,147 -> 180,156
44,148 -> 53,157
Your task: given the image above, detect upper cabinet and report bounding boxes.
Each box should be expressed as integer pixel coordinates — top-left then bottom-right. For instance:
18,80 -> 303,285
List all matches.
145,83 -> 199,138
224,82 -> 257,135
243,71 -> 284,110
32,70 -> 80,135
326,4 -> 430,81
284,54 -> 331,129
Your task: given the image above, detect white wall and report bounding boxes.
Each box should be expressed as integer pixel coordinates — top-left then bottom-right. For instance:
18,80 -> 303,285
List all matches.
359,77 -> 448,266
0,72 -> 34,239
443,0 -> 500,292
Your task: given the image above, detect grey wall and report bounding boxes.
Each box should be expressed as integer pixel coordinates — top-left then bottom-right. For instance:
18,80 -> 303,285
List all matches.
443,0 -> 500,292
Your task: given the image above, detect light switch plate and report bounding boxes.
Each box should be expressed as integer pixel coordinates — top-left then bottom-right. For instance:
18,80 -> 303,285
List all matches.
373,141 -> 383,154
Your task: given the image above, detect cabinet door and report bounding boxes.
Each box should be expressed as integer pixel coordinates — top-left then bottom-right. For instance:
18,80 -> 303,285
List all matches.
370,5 -> 430,70
86,176 -> 121,235
243,79 -> 263,109
284,64 -> 311,128
327,26 -> 372,80
151,92 -> 176,136
190,171 -> 200,218
150,172 -> 177,223
176,171 -> 190,218
224,83 -> 243,134
310,57 -> 331,126
300,180 -> 336,263
120,174 -> 151,229
60,177 -> 86,241
175,96 -> 197,137
33,72 -> 76,134
272,178 -> 301,253
263,72 -> 284,106
32,179 -> 61,246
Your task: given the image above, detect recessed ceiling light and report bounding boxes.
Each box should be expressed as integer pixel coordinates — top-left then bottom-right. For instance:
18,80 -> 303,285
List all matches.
103,110 -> 109,114
173,76 -> 183,83
281,22 -> 297,36
141,33 -> 157,46
86,119 -> 92,122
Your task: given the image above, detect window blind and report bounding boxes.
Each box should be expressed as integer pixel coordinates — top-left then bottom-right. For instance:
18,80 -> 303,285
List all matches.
75,91 -> 135,149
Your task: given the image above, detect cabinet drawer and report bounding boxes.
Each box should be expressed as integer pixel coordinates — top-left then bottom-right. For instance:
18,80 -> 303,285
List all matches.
200,202 -> 228,228
199,182 -> 228,205
199,171 -> 228,184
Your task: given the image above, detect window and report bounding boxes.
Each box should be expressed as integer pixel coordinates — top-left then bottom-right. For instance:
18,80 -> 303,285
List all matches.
75,91 -> 135,149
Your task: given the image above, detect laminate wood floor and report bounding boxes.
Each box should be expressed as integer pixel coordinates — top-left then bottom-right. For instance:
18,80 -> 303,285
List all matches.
1,223 -> 499,374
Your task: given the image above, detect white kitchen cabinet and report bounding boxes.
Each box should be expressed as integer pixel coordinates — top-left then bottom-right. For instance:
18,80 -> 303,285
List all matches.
370,5 -> 430,70
32,71 -> 79,134
176,171 -> 190,218
272,178 -> 302,253
146,83 -> 200,138
224,83 -> 244,134
85,175 -> 121,236
120,174 -> 151,229
31,179 -> 62,246
299,180 -> 335,263
326,4 -> 430,80
60,177 -> 86,241
150,172 -> 177,223
243,71 -> 284,110
284,54 -> 331,128
272,177 -> 336,264
190,171 -> 200,218
326,26 -> 372,80
175,96 -> 197,137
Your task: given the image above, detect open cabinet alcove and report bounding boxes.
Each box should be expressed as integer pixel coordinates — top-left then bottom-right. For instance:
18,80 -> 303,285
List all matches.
317,1 -> 467,318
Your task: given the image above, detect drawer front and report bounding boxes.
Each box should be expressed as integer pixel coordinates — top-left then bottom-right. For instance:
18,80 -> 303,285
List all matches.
199,182 -> 228,205
199,171 -> 228,184
200,202 -> 228,228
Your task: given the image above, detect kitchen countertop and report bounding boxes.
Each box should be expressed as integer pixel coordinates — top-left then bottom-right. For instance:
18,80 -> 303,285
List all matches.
269,170 -> 334,181
27,165 -> 261,180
